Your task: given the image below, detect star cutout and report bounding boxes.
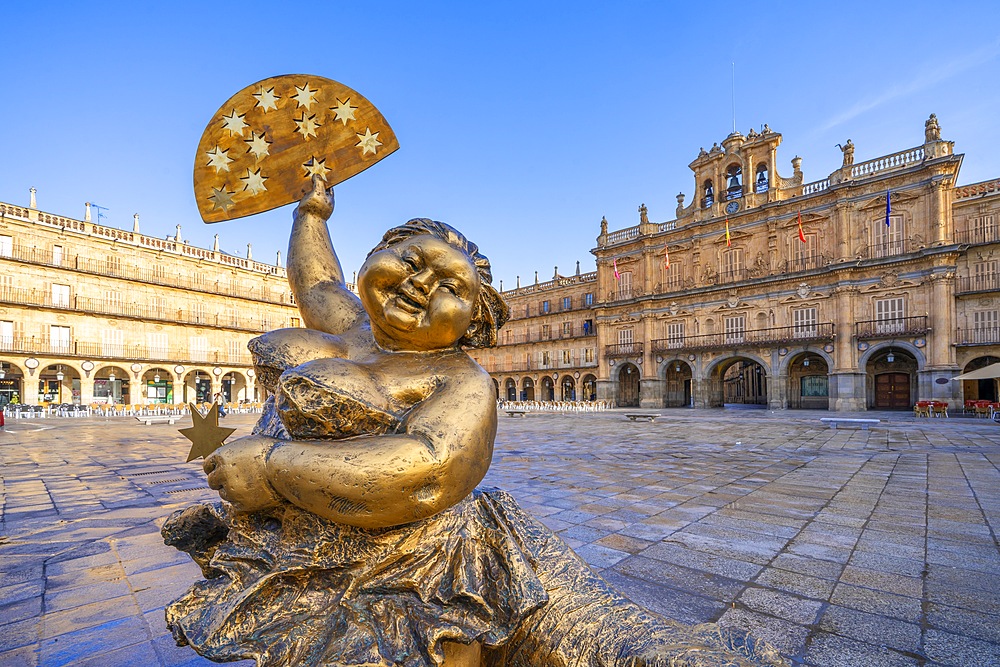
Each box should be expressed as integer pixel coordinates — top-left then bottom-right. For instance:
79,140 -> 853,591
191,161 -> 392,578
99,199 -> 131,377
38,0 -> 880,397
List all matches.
205,146 -> 233,173
245,131 -> 271,160
355,127 -> 382,155
302,156 -> 330,180
331,97 -> 358,126
179,402 -> 236,462
291,82 -> 318,110
252,86 -> 280,112
294,113 -> 321,140
241,167 -> 268,195
221,109 -> 248,136
208,187 -> 235,211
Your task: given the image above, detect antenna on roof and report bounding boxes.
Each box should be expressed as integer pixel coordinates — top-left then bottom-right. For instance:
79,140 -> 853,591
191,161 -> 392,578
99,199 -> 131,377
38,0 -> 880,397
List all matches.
91,203 -> 109,226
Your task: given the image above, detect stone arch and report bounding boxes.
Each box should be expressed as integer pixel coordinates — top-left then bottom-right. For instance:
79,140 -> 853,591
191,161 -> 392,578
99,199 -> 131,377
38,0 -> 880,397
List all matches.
754,162 -> 769,192
141,366 -> 175,404
776,347 -> 835,376
559,375 -> 576,401
959,355 -> 1000,403
182,368 -> 215,404
705,354 -> 769,408
219,370 -> 251,403
521,377 -> 535,402
91,364 -> 132,405
540,376 -> 555,402
861,343 -> 922,410
0,360 -> 26,405
785,351 -> 832,410
660,358 -> 693,407
581,374 -> 597,401
724,162 -> 744,199
616,362 -> 641,407
503,377 -> 517,402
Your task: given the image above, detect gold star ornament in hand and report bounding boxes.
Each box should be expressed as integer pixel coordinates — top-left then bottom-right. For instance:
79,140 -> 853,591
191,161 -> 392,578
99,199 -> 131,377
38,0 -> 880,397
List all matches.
179,402 -> 236,462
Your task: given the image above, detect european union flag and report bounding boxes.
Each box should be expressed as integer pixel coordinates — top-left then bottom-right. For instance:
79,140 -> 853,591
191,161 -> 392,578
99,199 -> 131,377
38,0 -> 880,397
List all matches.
885,189 -> 891,227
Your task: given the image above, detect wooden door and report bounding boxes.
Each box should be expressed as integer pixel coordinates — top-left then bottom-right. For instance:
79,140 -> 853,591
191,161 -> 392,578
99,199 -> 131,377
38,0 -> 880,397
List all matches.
875,373 -> 910,409
617,365 -> 640,407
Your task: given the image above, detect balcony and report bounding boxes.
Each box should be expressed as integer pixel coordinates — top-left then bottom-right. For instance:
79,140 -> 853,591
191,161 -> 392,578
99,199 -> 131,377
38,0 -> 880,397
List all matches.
605,343 -> 643,358
955,225 -> 1000,246
0,335 -> 253,365
654,277 -> 694,295
650,323 -> 835,353
954,327 -> 999,346
0,242 -> 293,305
779,254 -> 831,273
956,274 -> 1000,295
858,239 -> 915,260
497,329 -> 596,347
605,287 -> 645,303
855,316 -> 929,339
0,286 -> 272,333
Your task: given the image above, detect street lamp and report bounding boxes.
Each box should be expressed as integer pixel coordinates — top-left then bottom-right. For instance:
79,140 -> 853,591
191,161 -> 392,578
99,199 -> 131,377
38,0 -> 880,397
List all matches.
153,373 -> 161,383
108,370 -> 116,382
56,365 -> 64,382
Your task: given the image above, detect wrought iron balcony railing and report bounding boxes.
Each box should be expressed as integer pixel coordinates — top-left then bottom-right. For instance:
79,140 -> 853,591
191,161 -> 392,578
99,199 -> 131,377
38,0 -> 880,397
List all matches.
0,335 -> 252,365
650,323 -> 835,353
497,329 -> 596,347
779,254 -> 831,273
955,274 -> 1000,295
0,241 -> 294,305
858,239 -> 915,259
855,316 -> 929,339
955,226 -> 1000,246
605,343 -> 643,358
954,327 -> 999,346
0,286 -> 274,333
606,287 -> 645,303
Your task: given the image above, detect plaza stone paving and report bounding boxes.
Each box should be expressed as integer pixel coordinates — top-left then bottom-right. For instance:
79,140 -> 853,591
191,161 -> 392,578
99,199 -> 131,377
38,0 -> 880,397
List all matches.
1,412 -> 999,667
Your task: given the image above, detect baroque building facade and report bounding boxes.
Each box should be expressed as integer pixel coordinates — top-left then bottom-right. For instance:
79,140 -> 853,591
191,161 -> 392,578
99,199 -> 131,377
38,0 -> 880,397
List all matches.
0,196 -> 301,406
590,115 -> 1000,410
467,268 -> 600,403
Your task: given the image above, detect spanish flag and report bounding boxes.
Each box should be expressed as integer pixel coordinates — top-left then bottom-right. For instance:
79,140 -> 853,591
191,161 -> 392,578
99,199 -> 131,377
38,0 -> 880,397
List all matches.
725,216 -> 732,247
798,211 -> 806,243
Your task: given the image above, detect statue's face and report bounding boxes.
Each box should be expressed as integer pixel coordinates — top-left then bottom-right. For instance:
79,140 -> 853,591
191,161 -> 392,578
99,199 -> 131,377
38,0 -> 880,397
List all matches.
359,235 -> 481,351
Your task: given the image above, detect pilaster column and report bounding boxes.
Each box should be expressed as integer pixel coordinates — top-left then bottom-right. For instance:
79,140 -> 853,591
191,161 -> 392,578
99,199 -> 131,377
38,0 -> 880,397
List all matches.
927,271 -> 956,367
930,179 -> 951,246
833,201 -> 851,262
833,285 -> 858,371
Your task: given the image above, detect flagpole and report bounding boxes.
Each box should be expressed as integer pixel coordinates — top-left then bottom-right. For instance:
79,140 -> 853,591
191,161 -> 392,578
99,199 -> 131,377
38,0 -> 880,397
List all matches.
731,62 -> 736,134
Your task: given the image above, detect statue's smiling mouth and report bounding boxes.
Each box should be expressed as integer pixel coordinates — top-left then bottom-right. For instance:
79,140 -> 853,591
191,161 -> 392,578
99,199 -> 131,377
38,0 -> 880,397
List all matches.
396,289 -> 426,312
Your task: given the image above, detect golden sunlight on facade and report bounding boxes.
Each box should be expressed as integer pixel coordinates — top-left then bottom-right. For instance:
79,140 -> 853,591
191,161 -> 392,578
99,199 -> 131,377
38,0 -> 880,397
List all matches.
473,115 -> 1000,412
0,199 -> 301,407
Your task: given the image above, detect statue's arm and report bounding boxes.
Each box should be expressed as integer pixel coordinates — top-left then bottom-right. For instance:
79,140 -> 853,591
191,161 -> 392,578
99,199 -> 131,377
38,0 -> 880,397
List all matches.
264,367 -> 496,527
287,176 -> 367,335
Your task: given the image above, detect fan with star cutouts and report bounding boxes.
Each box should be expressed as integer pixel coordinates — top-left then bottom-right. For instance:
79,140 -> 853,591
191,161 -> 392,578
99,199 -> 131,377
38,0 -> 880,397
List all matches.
194,74 -> 399,223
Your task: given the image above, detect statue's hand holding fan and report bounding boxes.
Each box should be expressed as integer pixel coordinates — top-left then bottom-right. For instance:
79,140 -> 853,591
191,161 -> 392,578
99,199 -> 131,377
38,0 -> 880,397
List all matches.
193,74 -> 399,223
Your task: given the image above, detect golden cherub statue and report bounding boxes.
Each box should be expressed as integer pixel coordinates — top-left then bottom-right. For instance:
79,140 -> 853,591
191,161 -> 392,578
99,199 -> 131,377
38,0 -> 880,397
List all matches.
164,181 -> 786,666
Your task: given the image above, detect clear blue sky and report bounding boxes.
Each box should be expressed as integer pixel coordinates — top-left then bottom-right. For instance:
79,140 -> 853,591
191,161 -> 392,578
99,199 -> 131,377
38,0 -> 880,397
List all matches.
3,1 -> 999,290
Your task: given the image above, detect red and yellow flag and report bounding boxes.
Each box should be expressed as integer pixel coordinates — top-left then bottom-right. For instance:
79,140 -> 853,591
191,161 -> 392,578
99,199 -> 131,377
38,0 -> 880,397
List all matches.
664,243 -> 670,269
725,216 -> 732,247
797,211 -> 806,243
613,258 -> 620,281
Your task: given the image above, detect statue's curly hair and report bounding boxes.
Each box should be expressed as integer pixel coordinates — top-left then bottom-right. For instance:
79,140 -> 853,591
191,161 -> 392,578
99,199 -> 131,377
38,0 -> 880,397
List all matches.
368,219 -> 510,348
